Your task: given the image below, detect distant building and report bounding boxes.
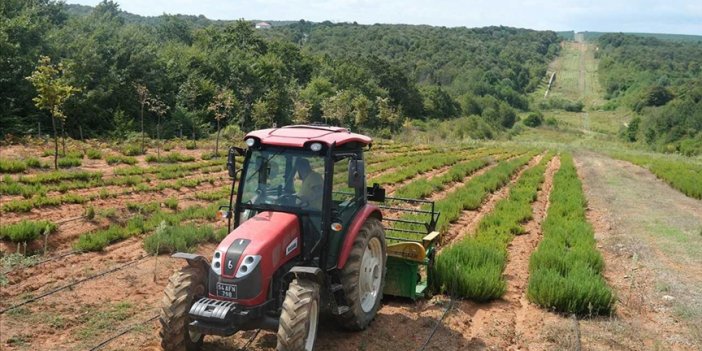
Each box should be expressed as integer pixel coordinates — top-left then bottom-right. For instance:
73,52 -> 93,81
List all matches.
255,22 -> 271,29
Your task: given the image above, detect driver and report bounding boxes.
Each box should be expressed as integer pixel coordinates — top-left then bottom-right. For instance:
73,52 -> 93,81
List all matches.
295,158 -> 323,210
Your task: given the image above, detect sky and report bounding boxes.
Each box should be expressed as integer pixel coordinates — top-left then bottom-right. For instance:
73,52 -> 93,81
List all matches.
66,0 -> 702,35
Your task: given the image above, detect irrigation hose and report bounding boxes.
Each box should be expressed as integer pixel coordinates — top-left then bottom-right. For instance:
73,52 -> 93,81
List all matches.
417,296 -> 454,351
241,328 -> 262,350
0,255 -> 149,314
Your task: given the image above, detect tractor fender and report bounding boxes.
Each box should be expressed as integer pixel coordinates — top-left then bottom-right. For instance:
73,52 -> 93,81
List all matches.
285,266 -> 324,285
171,252 -> 210,274
336,204 -> 382,269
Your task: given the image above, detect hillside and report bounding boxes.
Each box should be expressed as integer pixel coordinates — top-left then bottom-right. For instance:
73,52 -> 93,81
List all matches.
1,1 -> 561,141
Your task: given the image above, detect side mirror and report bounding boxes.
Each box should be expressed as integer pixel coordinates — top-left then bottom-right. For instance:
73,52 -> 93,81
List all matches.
348,159 -> 365,189
227,147 -> 245,179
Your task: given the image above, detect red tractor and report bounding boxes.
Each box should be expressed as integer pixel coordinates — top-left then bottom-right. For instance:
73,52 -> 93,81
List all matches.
159,125 -> 439,351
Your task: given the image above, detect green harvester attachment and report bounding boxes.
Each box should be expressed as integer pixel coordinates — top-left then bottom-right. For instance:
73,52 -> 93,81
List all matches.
369,186 -> 440,300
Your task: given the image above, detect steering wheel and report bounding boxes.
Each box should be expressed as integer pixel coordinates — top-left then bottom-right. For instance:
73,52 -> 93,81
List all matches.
279,193 -> 309,208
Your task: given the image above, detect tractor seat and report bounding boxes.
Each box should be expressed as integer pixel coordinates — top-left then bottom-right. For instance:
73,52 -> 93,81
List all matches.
387,242 -> 426,263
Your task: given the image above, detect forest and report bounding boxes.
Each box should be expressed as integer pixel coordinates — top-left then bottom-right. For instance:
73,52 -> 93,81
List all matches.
0,0 -> 560,141
596,33 -> 702,155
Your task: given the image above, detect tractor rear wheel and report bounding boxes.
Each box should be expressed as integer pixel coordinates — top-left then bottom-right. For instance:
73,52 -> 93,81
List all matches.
276,278 -> 321,351
159,265 -> 206,351
336,217 -> 386,330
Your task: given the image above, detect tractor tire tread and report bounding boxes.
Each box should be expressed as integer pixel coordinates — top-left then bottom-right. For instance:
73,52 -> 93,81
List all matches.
277,279 -> 320,351
159,266 -> 205,351
335,217 -> 386,331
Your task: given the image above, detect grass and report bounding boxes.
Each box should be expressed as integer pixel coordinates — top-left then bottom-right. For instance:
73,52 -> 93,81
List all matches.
76,302 -> 133,340
145,152 -> 195,163
435,154 -> 552,300
105,154 -> 137,165
394,156 -> 492,198
0,220 -> 58,242
431,154 -> 534,233
389,152 -> 534,244
0,159 -> 28,173
74,200 -> 226,252
73,216 -> 146,251
527,154 -> 615,315
1,253 -> 41,272
86,149 -> 102,160
370,152 -> 465,185
163,197 -> 179,210
57,157 -> 82,168
143,223 -> 216,254
121,144 -> 143,156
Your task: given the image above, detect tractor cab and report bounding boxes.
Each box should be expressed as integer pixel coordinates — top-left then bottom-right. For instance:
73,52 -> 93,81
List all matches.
159,125 -> 440,351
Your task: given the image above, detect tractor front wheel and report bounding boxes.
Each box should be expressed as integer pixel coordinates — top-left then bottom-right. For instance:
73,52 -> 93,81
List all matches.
276,278 -> 321,351
159,265 -> 206,351
336,217 -> 386,330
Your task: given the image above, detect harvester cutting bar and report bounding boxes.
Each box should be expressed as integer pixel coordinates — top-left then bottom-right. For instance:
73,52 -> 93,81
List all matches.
384,236 -> 422,243
384,227 -> 427,235
376,206 -> 434,215
383,217 -> 429,225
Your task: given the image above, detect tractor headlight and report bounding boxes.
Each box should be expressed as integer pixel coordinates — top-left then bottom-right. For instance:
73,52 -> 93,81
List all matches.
235,255 -> 261,278
245,137 -> 256,147
211,250 -> 223,274
309,142 -> 323,152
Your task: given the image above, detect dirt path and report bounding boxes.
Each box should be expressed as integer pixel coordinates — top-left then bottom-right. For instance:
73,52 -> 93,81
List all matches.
574,150 -> 702,350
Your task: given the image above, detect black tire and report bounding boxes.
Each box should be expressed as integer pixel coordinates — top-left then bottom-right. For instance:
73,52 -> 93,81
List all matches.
276,279 -> 321,351
159,266 -> 206,351
336,217 -> 386,330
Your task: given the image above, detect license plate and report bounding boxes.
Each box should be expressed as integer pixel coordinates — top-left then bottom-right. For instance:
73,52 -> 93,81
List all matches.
216,282 -> 238,299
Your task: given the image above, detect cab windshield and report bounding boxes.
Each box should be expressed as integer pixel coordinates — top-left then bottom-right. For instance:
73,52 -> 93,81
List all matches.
240,148 -> 326,213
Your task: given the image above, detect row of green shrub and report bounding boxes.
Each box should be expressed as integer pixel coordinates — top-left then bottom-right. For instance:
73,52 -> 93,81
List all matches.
0,157 -> 48,173
145,152 -> 195,163
2,173 -> 219,213
391,153 -> 535,241
1,160 -> 223,197
371,152 -> 467,185
105,154 -> 138,165
435,153 -> 552,301
367,148 -> 442,174
527,154 -> 615,315
0,220 -> 58,242
392,148 -> 518,199
74,200 -> 226,252
611,152 -> 702,200
430,154 -> 535,233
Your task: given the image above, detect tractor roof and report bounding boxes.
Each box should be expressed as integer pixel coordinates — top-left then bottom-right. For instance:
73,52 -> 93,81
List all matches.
245,125 -> 372,148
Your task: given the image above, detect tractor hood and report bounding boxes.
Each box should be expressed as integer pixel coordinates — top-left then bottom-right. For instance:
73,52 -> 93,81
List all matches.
209,211 -> 301,305
214,211 -> 300,278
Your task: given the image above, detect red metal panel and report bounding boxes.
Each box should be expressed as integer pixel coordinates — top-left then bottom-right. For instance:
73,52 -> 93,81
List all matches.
336,204 -> 382,269
213,211 -> 301,306
245,125 -> 372,148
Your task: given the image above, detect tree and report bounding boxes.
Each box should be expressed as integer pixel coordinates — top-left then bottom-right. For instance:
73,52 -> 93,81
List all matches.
26,56 -> 79,170
134,83 -> 150,154
207,88 -> 237,157
148,95 -> 169,159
